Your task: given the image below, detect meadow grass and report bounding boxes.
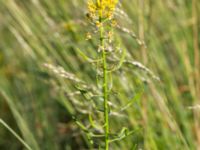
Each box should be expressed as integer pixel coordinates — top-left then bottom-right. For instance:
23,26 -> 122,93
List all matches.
0,0 -> 199,149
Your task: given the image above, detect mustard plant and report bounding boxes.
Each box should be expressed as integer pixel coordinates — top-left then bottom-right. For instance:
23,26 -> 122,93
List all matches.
87,0 -> 118,149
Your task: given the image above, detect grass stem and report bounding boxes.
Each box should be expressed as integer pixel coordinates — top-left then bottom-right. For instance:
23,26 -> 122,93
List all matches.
0,119 -> 32,150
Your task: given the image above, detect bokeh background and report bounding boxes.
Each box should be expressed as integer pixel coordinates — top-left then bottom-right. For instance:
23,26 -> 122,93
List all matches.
0,0 -> 199,149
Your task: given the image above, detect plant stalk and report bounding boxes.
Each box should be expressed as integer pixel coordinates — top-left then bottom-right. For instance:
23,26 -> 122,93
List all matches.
99,1 -> 109,149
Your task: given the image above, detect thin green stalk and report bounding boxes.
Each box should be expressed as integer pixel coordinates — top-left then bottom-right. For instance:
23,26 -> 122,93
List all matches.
102,39 -> 109,150
99,1 -> 109,149
0,119 -> 32,150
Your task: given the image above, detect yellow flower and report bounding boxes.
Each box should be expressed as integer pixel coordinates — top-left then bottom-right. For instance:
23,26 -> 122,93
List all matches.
87,0 -> 118,20
95,21 -> 102,27
88,0 -> 96,14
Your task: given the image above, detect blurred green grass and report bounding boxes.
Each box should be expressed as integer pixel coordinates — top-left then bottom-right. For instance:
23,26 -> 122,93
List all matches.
0,0 -> 199,149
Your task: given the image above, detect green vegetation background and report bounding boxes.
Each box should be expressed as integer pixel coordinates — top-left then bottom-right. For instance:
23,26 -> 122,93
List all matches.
0,0 -> 199,149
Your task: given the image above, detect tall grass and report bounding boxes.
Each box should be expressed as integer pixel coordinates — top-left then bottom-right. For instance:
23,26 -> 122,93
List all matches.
0,0 -> 199,149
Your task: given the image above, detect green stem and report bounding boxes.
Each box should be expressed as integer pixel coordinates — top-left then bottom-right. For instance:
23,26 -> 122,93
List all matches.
0,119 -> 32,150
99,2 -> 109,149
102,38 -> 109,150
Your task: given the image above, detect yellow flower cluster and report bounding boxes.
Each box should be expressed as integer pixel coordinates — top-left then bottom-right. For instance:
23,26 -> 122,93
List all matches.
87,0 -> 118,20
